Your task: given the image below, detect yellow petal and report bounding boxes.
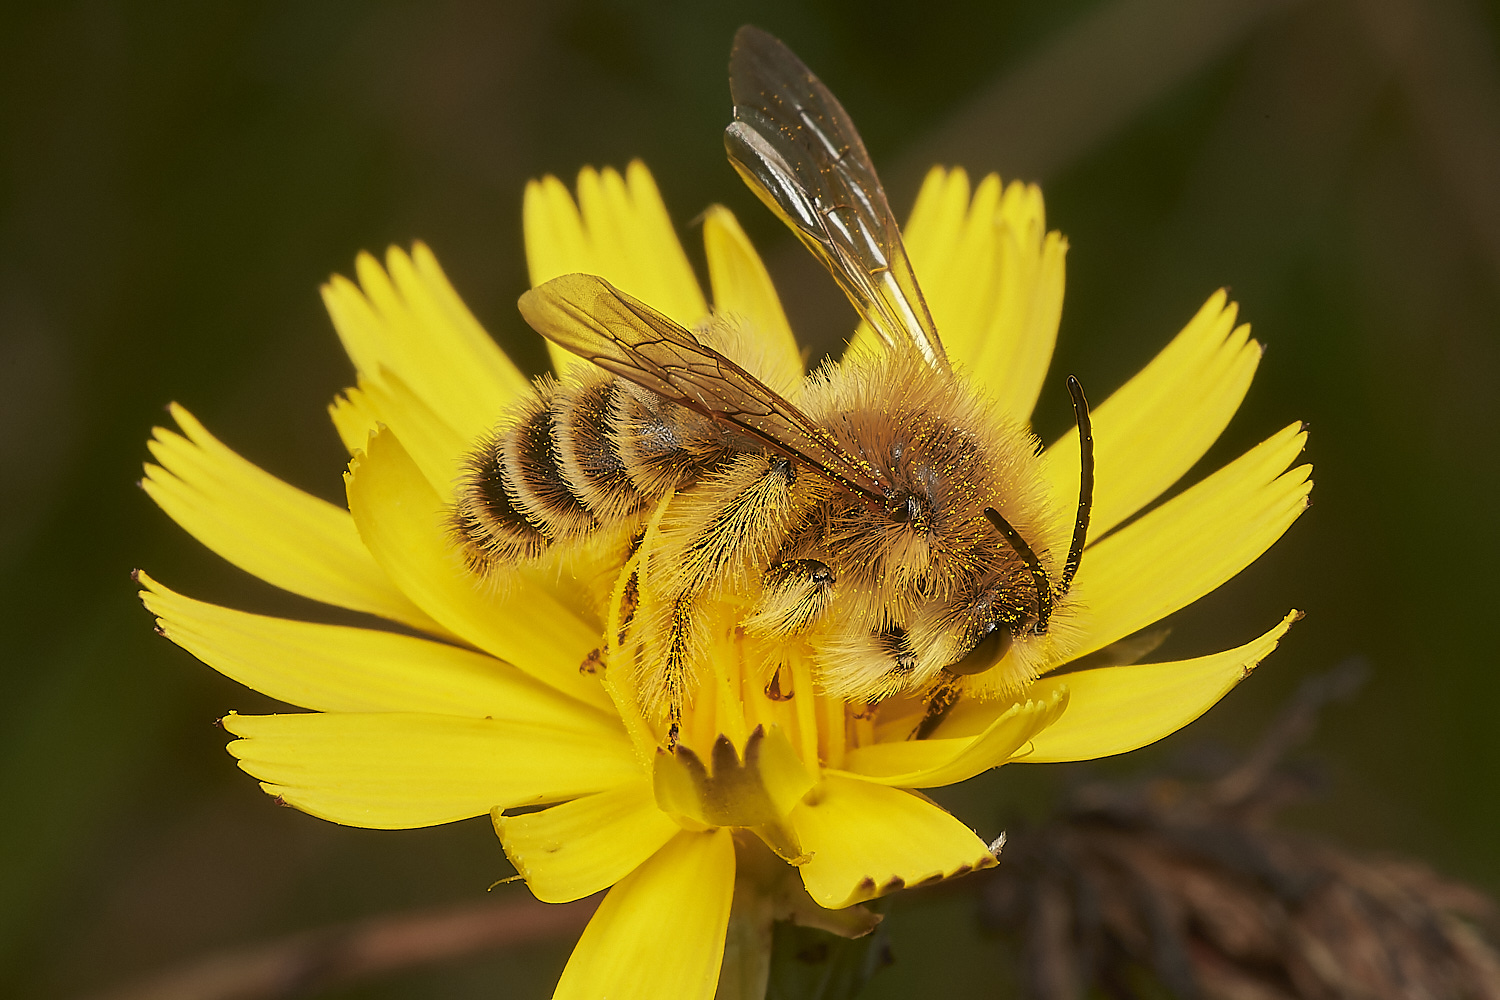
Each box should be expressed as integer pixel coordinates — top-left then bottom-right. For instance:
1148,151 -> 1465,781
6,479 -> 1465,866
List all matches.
701,204 -> 802,395
907,169 -> 1003,367
789,775 -> 999,909
357,369 -> 472,493
1042,290 -> 1262,536
343,425 -> 612,710
836,691 -> 1066,788
142,404 -> 443,635
524,162 -> 707,373
321,244 -> 528,444
224,711 -> 638,829
843,167 -> 1064,421
140,572 -> 617,733
328,385 -> 381,455
554,828 -> 735,1000
1018,611 -> 1301,763
983,180 -> 1066,420
523,174 -> 595,283
915,169 -> 1064,420
904,166 -> 975,268
1064,422 -> 1311,660
495,780 -> 680,903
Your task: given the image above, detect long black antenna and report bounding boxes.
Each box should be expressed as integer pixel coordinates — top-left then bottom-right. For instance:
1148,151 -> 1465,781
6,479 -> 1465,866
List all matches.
984,506 -> 1053,632
983,375 -> 1096,634
1056,375 -> 1094,597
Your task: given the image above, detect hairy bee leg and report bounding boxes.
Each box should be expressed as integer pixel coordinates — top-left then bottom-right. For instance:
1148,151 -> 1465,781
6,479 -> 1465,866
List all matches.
616,569 -> 640,647
816,623 -> 930,703
877,626 -> 920,687
745,558 -> 835,635
665,455 -> 818,598
914,677 -> 961,740
666,592 -> 694,696
578,647 -> 602,675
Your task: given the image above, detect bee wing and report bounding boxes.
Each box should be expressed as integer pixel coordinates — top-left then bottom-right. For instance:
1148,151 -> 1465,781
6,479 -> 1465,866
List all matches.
519,273 -> 890,504
725,25 -> 948,372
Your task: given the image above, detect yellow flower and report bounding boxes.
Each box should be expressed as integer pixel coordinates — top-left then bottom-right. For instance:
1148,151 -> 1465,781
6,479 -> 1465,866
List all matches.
139,160 -> 1308,1000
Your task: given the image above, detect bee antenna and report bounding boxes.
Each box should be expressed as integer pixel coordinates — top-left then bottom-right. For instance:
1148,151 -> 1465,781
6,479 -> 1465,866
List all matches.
984,506 -> 1053,632
1056,375 -> 1094,598
983,376 -> 1095,633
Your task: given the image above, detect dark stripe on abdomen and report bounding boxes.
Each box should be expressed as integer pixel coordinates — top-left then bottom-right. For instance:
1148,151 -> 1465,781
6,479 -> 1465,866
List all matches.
554,375 -> 643,519
504,381 -> 596,539
450,432 -> 549,571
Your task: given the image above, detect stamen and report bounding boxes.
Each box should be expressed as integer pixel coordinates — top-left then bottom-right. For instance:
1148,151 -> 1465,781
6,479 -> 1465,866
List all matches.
821,690 -> 847,769
790,649 -> 821,766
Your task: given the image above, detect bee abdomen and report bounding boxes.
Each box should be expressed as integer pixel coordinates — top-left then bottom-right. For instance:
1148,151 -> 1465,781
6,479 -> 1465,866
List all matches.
504,381 -> 596,539
554,375 -> 643,519
451,433 -> 550,572
612,382 -> 730,497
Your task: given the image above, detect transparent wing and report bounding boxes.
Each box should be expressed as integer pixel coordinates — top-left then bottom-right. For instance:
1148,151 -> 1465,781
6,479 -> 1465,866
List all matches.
724,25 -> 948,371
519,273 -> 890,504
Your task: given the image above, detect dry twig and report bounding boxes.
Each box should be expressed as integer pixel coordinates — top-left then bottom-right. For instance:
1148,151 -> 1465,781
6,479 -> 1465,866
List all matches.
981,660 -> 1500,1000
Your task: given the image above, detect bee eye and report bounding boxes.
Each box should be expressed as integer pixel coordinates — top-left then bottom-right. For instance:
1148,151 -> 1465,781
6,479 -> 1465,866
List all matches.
945,624 -> 1012,676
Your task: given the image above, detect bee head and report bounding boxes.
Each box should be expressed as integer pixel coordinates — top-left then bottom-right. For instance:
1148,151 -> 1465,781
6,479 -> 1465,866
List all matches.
935,578 -> 1036,678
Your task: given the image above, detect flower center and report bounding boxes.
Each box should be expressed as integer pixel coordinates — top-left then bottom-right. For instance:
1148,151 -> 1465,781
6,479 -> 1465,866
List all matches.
591,494 -> 922,843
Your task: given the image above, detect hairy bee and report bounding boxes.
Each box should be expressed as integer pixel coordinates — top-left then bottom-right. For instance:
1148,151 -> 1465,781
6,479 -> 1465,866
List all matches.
451,26 -> 1095,736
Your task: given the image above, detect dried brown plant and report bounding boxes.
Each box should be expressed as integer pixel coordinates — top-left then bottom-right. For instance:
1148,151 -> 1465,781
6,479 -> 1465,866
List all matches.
981,661 -> 1500,1000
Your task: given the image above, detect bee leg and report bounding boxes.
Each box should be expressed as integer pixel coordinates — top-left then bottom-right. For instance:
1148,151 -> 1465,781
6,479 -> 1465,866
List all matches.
578,647 -> 602,675
616,569 -> 640,647
914,677 -> 961,740
745,559 -> 835,635
660,592 -> 696,750
817,625 -> 922,703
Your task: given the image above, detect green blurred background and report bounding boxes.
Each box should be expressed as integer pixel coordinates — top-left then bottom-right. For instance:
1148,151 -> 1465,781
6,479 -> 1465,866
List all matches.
4,0 -> 1498,995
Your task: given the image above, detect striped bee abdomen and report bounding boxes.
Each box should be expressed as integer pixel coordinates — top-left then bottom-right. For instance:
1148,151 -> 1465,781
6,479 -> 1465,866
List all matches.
554,373 -> 642,519
451,371 -> 734,576
612,381 -> 731,498
503,379 -> 596,538
450,429 -> 549,572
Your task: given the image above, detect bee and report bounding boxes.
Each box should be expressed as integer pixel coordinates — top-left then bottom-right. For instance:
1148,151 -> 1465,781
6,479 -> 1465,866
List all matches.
451,26 -> 1095,739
